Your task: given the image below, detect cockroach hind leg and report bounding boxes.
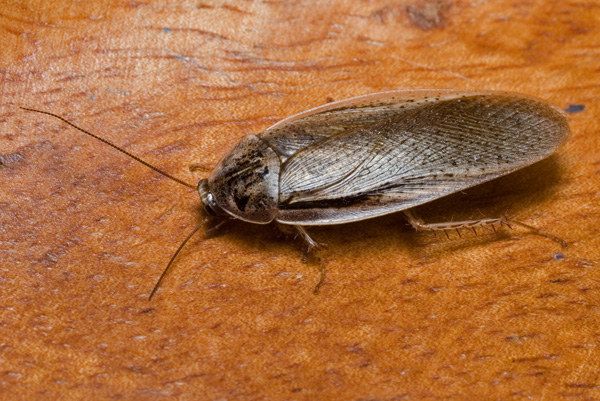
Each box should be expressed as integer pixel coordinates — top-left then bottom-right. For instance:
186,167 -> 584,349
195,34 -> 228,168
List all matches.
402,209 -> 568,248
403,208 -> 506,239
508,219 -> 568,249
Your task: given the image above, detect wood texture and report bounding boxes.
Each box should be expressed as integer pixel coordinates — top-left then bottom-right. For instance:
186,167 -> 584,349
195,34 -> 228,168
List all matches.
1,0 -> 599,399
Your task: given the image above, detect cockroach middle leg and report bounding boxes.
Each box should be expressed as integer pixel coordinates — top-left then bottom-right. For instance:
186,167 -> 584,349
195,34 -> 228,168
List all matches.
278,224 -> 328,294
294,225 -> 325,252
276,223 -> 326,252
402,209 -> 567,248
312,263 -> 327,295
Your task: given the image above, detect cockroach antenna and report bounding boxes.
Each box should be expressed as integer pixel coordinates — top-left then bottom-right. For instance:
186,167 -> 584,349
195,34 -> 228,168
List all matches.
148,224 -> 204,300
20,106 -> 202,300
19,107 -> 196,190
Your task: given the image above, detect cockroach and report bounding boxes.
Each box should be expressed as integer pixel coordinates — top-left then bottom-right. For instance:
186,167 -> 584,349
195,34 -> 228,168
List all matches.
20,89 -> 570,298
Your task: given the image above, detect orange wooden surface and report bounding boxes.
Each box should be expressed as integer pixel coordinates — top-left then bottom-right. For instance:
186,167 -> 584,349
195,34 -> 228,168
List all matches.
1,1 -> 599,399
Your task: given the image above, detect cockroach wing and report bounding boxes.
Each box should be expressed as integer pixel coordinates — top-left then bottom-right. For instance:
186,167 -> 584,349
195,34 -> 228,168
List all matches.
259,90 -> 463,163
269,91 -> 569,226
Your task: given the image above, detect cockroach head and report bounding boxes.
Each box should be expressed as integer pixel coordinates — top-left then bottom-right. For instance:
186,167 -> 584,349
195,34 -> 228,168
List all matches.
197,178 -> 223,217
202,135 -> 281,224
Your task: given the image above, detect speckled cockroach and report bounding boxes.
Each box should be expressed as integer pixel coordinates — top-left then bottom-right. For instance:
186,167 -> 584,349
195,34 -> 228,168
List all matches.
21,89 -> 570,298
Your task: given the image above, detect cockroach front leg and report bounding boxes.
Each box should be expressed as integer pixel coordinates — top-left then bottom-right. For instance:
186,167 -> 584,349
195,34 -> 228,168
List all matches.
204,217 -> 233,237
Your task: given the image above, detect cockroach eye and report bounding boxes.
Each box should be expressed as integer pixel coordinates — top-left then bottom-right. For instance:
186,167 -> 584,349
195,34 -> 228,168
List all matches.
198,179 -> 221,217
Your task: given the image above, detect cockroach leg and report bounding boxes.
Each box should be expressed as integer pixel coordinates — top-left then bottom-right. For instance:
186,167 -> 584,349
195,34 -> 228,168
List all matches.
403,209 -> 505,238
313,263 -> 326,295
293,225 -> 328,293
509,220 -> 568,248
402,209 -> 567,248
483,223 -> 495,233
403,209 -> 426,231
204,218 -> 233,237
294,225 -> 327,253
188,163 -> 212,173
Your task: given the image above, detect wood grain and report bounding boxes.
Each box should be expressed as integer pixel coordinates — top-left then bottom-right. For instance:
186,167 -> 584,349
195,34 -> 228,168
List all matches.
1,0 -> 599,399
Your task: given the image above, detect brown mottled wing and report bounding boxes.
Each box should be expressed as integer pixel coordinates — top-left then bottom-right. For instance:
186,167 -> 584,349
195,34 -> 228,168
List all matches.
260,90 -> 467,163
271,93 -> 569,225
